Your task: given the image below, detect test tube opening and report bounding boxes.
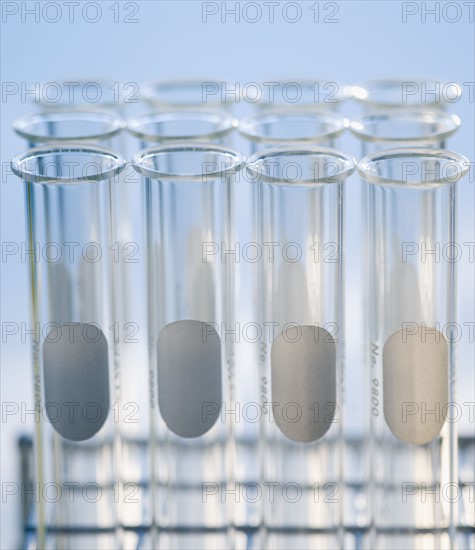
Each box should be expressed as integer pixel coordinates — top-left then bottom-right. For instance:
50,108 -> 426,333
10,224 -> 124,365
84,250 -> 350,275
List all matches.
127,110 -> 237,143
357,148 -> 470,187
247,146 -> 356,185
13,111 -> 126,144
141,78 -> 237,109
350,111 -> 461,145
133,142 -> 244,180
250,79 -> 350,110
351,77 -> 462,109
240,110 -> 348,145
31,77 -> 129,111
11,144 -> 127,184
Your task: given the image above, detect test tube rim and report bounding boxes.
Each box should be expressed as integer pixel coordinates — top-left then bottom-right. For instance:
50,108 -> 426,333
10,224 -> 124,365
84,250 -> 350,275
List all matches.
11,143 -> 127,184
250,78 -> 351,108
351,77 -> 462,108
30,77 -> 129,110
246,145 -> 356,185
349,110 -> 461,143
141,78 -> 238,107
13,110 -> 126,143
239,109 -> 348,144
357,147 -> 470,187
126,109 -> 238,142
132,142 -> 244,181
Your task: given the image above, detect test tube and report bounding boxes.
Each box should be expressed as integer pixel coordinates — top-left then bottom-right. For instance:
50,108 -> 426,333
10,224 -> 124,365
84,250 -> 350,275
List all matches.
29,78 -> 136,163
246,147 -> 355,549
347,110 -> 462,539
358,148 -> 469,550
351,78 -> 462,112
127,110 -> 237,149
140,78 -> 237,111
12,110 -> 150,540
237,110 -> 348,540
13,110 -> 126,149
350,110 -> 461,156
132,143 -> 243,548
31,78 -> 132,114
11,144 -> 127,549
249,79 -> 350,111
126,110 -> 240,542
239,109 -> 348,155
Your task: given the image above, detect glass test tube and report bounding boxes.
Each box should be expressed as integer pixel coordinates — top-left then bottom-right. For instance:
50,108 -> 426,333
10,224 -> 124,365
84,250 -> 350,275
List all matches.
358,148 -> 469,550
249,79 -> 349,111
26,82 -> 140,366
127,110 -> 237,149
11,144 -> 127,550
237,111 -> 348,544
132,143 -> 243,549
351,78 -> 462,112
12,111 -> 149,542
126,111 -> 239,544
239,109 -> 348,155
140,78 -> 237,112
246,147 -> 355,549
18,93 -> 149,543
31,78 -> 132,114
350,110 -> 461,156
13,110 -> 126,149
29,79 -> 132,156
348,110 -> 462,540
